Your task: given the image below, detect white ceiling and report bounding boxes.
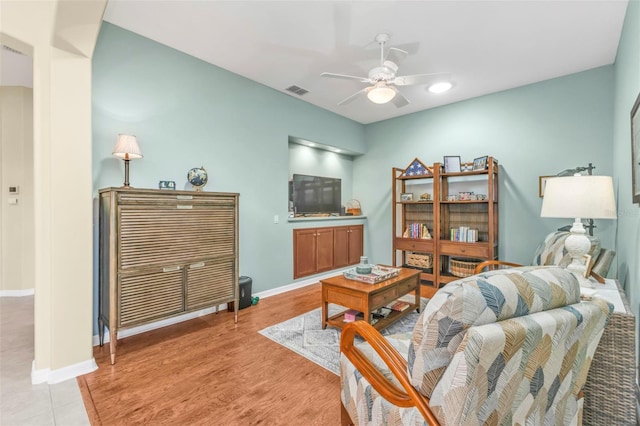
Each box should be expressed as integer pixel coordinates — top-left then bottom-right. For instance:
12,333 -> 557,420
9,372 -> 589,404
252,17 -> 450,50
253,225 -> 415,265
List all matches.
101,1 -> 626,124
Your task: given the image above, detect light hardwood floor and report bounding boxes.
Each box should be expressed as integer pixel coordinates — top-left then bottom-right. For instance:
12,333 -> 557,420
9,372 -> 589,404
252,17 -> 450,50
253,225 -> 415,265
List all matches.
80,283 -> 342,425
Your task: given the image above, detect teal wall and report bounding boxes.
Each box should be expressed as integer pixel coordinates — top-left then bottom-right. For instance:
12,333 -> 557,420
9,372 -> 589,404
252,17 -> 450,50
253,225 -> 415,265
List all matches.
92,23 -> 366,332
357,67 -> 615,266
612,0 -> 640,319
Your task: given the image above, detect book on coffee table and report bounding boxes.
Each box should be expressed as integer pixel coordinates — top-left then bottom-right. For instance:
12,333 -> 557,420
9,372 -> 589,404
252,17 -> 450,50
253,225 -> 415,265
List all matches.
386,300 -> 411,312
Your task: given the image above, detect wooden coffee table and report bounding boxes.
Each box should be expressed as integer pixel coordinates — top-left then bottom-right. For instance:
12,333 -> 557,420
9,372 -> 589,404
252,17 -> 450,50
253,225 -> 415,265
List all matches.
320,267 -> 421,331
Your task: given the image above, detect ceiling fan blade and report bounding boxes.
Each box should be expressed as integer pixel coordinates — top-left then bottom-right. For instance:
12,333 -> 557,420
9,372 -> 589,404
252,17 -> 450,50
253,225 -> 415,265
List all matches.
321,72 -> 371,83
338,87 -> 370,106
393,72 -> 450,86
385,47 -> 408,65
392,89 -> 410,108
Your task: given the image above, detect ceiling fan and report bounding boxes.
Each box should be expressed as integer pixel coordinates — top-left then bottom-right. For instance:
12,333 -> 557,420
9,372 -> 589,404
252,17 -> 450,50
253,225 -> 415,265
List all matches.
321,33 -> 450,108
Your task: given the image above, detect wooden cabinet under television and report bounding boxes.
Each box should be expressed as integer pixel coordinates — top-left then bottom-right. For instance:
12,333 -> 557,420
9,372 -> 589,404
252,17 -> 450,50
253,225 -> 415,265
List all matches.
293,224 -> 363,279
392,157 -> 498,293
98,187 -> 239,364
333,225 -> 364,268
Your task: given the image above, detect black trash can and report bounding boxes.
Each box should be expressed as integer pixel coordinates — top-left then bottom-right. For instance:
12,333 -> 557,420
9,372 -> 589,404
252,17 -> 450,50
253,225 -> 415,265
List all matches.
238,276 -> 252,309
227,276 -> 253,311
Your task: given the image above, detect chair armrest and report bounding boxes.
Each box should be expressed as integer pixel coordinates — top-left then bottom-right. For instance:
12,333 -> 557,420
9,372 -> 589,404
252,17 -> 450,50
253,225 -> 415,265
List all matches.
340,321 -> 440,425
473,260 -> 523,274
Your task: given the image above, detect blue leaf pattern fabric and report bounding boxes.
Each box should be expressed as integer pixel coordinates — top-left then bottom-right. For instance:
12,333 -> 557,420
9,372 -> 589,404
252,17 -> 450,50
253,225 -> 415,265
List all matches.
340,266 -> 613,426
477,280 -> 506,317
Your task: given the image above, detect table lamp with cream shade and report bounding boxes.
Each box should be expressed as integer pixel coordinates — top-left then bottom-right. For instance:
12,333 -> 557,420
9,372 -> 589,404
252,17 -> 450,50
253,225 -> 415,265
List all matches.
541,175 -> 616,283
112,134 -> 143,188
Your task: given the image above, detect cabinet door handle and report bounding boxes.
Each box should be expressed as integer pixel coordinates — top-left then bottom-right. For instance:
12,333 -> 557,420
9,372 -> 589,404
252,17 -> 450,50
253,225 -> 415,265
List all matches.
460,247 -> 466,253
163,266 -> 181,273
189,262 -> 205,269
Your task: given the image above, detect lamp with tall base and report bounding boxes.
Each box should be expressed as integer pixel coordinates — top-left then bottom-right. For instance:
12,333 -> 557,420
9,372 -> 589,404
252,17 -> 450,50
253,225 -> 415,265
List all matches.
112,134 -> 143,188
540,175 -> 616,286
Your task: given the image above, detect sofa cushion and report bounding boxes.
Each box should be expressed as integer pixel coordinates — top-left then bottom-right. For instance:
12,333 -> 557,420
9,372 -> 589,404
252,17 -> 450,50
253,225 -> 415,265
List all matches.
408,266 -> 580,398
532,230 -> 601,267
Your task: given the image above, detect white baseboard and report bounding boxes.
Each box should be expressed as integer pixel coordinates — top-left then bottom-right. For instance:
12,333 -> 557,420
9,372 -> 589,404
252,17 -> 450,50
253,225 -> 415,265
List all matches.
31,358 -> 98,384
92,268 -> 351,346
0,288 -> 35,297
93,305 -> 227,346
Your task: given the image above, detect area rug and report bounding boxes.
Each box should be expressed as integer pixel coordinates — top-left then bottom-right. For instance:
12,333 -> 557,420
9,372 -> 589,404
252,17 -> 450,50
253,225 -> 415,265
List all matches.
258,297 -> 429,375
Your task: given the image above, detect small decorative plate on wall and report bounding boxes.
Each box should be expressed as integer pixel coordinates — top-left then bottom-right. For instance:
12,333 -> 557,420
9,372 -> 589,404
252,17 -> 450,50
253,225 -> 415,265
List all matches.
187,166 -> 208,191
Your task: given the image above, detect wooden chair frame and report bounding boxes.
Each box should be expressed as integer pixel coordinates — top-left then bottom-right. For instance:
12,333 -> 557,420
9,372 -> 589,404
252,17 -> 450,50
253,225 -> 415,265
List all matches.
340,320 -> 440,426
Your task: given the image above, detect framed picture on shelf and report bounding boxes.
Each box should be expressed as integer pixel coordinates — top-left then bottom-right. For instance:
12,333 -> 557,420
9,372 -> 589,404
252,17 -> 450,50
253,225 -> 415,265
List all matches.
473,156 -> 488,171
443,156 -> 461,173
631,91 -> 640,204
539,175 -> 553,198
582,254 -> 594,278
400,193 -> 414,202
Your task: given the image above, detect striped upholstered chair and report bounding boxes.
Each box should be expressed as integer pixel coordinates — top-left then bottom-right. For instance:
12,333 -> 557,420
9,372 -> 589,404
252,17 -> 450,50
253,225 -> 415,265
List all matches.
339,266 -> 612,425
475,230 -> 616,280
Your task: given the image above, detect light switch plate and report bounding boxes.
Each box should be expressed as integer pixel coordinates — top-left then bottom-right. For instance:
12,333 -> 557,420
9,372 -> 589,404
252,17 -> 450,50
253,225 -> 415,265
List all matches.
8,186 -> 19,194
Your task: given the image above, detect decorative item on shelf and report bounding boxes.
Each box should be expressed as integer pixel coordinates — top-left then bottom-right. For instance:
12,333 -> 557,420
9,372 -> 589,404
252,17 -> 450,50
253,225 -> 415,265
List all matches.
112,134 -> 143,188
473,156 -> 489,171
401,157 -> 432,177
406,253 -> 432,269
461,162 -> 473,172
187,166 -> 208,191
458,191 -> 474,201
343,265 -> 400,284
421,224 -> 432,239
443,155 -> 461,173
158,180 -> 176,190
419,193 -> 431,201
449,257 -> 483,278
541,175 -> 616,287
400,193 -> 414,201
346,199 -> 362,215
446,195 -> 459,202
355,256 -> 372,274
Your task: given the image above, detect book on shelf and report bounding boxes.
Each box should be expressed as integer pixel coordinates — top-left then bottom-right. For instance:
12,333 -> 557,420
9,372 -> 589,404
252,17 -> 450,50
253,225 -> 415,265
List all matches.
386,300 -> 411,312
372,307 -> 392,319
403,223 -> 432,239
343,309 -> 362,322
450,226 -> 479,243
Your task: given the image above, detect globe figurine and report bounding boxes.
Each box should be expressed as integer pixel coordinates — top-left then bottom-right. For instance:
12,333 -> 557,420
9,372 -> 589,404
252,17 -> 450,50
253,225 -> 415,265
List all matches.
188,166 -> 208,191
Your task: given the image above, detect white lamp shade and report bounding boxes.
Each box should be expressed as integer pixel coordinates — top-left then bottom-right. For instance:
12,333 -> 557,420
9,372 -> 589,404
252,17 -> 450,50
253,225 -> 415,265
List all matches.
112,134 -> 143,159
541,176 -> 616,219
367,83 -> 396,104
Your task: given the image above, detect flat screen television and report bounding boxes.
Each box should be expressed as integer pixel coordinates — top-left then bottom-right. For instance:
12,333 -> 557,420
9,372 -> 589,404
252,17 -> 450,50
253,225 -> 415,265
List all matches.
291,174 -> 341,214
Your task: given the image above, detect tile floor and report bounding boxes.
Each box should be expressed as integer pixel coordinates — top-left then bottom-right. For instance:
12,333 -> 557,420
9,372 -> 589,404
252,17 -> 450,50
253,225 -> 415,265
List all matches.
1,296 -> 90,426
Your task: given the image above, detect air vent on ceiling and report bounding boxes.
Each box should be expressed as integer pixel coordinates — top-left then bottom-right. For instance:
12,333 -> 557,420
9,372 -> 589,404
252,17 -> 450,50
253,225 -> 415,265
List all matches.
1,44 -> 25,55
285,85 -> 309,96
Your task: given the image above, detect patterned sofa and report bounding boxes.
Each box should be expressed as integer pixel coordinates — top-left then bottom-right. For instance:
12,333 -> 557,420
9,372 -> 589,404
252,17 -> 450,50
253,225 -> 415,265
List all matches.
339,266 -> 613,426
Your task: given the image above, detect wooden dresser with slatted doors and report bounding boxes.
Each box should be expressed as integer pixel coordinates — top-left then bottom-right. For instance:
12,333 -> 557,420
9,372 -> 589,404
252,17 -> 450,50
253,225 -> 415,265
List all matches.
98,188 -> 239,364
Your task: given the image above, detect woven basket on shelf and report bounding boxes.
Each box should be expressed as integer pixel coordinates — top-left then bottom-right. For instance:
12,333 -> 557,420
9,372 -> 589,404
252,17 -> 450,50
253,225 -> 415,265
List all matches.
346,199 -> 362,215
406,253 -> 432,269
449,258 -> 482,278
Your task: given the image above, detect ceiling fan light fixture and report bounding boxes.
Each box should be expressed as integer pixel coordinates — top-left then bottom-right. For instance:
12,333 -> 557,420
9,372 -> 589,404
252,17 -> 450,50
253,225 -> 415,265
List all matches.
428,81 -> 453,94
367,83 -> 396,104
